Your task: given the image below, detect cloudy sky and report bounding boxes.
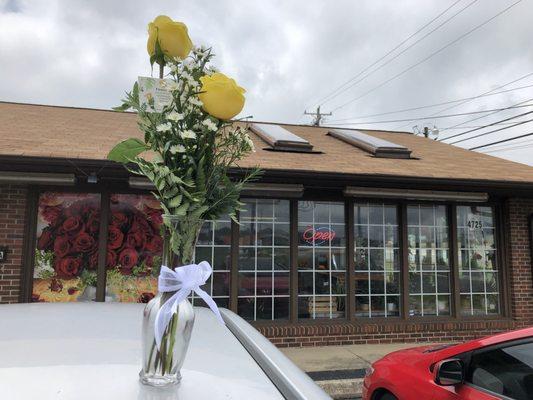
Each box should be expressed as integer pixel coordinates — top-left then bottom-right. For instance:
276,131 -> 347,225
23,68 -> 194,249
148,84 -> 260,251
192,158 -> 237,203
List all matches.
1,0 -> 533,165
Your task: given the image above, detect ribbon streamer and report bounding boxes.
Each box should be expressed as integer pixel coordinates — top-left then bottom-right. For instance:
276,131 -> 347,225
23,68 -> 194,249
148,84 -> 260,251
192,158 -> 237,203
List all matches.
154,261 -> 225,350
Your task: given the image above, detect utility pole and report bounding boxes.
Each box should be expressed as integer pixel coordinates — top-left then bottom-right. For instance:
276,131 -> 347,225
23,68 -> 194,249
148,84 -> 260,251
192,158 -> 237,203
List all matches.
304,106 -> 332,126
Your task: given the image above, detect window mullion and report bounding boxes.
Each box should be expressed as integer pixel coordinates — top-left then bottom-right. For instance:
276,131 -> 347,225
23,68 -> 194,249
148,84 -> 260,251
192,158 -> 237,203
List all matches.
95,190 -> 110,302
346,199 -> 355,321
289,200 -> 298,322
229,213 -> 239,313
399,202 -> 409,320
450,205 -> 461,318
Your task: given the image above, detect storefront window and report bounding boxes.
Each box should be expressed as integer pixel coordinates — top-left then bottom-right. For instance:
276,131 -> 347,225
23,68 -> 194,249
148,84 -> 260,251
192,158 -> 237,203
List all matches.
194,215 -> 232,308
33,192 -> 101,302
105,194 -> 162,303
238,199 -> 290,320
31,189 -> 504,320
457,206 -> 500,315
354,203 -> 400,317
298,201 -> 346,319
407,205 -> 451,316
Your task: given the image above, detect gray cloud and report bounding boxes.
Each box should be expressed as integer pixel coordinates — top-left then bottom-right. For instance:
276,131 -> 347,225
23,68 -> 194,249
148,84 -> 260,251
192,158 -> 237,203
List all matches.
1,0 -> 532,165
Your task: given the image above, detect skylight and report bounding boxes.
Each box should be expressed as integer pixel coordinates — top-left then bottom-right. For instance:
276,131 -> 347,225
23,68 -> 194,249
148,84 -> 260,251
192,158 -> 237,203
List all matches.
251,124 -> 314,152
328,129 -> 412,159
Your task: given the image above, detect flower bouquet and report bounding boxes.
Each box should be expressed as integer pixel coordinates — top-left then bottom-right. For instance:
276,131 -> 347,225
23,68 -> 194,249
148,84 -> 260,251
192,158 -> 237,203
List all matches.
107,16 -> 259,386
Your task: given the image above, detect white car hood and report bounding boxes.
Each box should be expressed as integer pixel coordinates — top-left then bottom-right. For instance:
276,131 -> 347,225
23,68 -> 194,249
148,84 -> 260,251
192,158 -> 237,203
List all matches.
0,303 -> 284,400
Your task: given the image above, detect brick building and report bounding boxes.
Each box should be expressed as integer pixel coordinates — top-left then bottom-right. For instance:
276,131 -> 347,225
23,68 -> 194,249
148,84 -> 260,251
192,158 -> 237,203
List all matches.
0,101 -> 532,347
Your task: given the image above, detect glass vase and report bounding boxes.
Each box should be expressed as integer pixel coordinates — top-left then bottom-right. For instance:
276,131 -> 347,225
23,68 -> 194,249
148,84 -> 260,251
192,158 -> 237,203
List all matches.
139,215 -> 204,387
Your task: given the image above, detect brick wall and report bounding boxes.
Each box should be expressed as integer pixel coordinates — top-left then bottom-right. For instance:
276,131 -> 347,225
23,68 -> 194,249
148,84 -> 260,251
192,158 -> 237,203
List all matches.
0,185 -> 28,303
258,319 -> 517,348
506,198 -> 533,325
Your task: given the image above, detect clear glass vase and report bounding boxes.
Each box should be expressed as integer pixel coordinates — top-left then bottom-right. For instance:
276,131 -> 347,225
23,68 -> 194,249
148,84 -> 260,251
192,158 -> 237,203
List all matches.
139,215 -> 204,387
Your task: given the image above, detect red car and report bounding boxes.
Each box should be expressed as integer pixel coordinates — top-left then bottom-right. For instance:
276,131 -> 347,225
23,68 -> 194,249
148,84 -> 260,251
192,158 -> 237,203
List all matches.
363,327 -> 533,400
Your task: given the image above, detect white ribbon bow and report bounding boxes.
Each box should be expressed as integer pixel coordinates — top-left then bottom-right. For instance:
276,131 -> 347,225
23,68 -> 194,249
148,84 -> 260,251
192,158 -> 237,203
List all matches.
154,261 -> 225,350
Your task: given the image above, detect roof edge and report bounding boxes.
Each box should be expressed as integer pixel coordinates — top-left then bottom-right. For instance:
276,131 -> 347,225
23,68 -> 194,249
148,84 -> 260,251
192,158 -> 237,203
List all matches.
0,101 -> 413,134
0,155 -> 531,195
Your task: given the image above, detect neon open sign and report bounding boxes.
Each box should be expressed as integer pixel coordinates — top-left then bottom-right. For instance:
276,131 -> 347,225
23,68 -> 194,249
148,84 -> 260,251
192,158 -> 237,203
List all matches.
302,226 -> 336,245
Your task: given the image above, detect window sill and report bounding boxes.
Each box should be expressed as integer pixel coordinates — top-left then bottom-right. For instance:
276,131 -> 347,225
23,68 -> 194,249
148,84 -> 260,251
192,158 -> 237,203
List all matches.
250,315 -> 514,328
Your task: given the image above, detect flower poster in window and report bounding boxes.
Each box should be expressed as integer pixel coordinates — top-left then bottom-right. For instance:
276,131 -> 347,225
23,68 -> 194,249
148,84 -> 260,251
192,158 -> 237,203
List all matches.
33,192 -> 101,302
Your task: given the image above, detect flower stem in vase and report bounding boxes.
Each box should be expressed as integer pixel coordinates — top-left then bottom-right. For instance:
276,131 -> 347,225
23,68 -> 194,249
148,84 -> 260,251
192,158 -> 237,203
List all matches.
139,215 -> 199,386
164,312 -> 179,373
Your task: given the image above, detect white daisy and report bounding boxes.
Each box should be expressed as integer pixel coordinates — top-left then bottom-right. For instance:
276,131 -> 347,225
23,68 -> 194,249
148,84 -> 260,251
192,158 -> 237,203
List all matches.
188,80 -> 200,88
169,144 -> 186,154
181,130 -> 197,140
167,111 -> 184,122
202,119 -> 218,131
156,122 -> 172,132
246,136 -> 255,152
182,71 -> 194,81
189,96 -> 203,107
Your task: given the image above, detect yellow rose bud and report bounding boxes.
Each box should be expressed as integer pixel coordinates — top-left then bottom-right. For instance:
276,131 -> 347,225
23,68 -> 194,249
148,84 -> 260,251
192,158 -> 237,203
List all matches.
199,73 -> 246,120
147,15 -> 192,62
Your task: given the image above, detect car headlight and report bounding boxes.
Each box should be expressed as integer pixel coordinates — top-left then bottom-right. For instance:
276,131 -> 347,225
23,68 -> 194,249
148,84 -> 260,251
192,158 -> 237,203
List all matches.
364,366 -> 374,378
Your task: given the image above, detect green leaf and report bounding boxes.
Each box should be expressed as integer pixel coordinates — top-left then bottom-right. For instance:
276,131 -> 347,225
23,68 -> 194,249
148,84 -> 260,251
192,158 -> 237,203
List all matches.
162,186 -> 180,199
172,202 -> 189,216
112,102 -> 131,112
190,205 -> 208,219
196,155 -> 206,189
132,81 -> 139,100
168,194 -> 183,209
107,138 -> 149,163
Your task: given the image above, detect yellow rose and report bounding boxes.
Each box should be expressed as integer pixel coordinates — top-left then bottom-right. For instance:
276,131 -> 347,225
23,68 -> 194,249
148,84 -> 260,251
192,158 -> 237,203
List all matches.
147,15 -> 192,63
199,73 -> 246,120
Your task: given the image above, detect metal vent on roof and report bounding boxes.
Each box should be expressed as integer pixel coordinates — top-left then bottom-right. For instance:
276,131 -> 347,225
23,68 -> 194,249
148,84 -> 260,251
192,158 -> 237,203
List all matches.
251,123 -> 314,152
328,129 -> 411,159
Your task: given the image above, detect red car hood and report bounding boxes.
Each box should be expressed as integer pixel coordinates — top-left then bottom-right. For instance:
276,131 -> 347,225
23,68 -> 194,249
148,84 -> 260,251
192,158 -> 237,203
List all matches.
377,326 -> 533,366
380,344 -> 441,362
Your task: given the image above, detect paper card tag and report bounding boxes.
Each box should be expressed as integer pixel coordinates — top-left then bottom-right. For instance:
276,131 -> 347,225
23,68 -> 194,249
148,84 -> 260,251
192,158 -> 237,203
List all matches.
138,76 -> 174,112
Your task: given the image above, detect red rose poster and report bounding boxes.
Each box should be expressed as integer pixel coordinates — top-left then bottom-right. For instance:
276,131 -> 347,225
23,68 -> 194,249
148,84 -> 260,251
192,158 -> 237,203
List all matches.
32,192 -> 163,303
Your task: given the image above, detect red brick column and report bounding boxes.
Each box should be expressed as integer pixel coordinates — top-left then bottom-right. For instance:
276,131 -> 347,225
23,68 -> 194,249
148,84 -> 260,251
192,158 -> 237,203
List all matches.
505,198 -> 533,326
0,185 -> 28,303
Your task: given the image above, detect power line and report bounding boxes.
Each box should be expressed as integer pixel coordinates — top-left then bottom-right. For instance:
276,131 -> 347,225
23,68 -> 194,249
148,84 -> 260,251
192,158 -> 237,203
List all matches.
438,96 -> 533,137
314,0 -> 473,109
484,143 -> 533,152
469,130 -> 533,150
303,0 -> 463,111
326,103 -> 533,126
331,0 -> 523,113
442,120 -> 533,130
395,71 -> 533,130
441,109 -> 533,142
448,116 -> 533,144
327,83 -> 533,123
481,138 -> 533,152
